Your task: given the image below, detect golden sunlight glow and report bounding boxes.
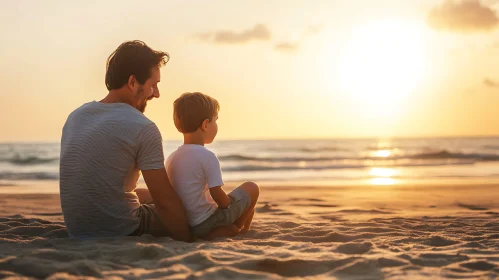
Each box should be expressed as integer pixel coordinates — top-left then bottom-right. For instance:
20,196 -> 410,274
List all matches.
369,167 -> 397,177
372,150 -> 392,158
370,178 -> 397,185
369,167 -> 398,185
335,19 -> 428,117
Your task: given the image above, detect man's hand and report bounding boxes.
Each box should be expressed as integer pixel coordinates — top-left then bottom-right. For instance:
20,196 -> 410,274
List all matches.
209,186 -> 231,209
142,168 -> 193,242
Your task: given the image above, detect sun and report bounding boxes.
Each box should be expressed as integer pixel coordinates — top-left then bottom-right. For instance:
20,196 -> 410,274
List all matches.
334,19 -> 429,116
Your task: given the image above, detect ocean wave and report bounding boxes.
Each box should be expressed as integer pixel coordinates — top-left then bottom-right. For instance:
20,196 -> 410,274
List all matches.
219,150 -> 499,163
254,145 -> 352,153
219,154 -> 359,162
405,150 -> 499,161
0,172 -> 59,180
297,147 -> 351,152
222,161 -> 475,172
0,156 -> 59,165
483,145 -> 499,150
222,164 -> 366,172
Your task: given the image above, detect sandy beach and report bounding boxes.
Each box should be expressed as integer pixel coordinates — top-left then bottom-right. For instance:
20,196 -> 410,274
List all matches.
0,183 -> 497,279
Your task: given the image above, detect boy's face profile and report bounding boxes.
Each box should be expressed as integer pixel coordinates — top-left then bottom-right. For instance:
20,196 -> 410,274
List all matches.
203,114 -> 218,144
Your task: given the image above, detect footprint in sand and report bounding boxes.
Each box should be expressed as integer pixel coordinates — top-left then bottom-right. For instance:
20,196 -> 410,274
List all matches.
256,203 -> 294,216
257,203 -> 278,213
336,209 -> 394,215
31,213 -> 63,216
460,261 -> 496,271
426,235 -> 459,247
336,242 -> 373,254
457,203 -> 489,211
287,198 -> 325,202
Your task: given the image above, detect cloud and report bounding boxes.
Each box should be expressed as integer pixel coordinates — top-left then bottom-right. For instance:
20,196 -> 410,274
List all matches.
194,23 -> 320,53
427,0 -> 499,32
484,78 -> 499,87
274,42 -> 298,52
195,24 -> 271,44
272,24 -> 322,52
194,33 -> 212,41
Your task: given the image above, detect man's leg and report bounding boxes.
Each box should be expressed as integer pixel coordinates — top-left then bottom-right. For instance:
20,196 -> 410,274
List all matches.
233,181 -> 259,230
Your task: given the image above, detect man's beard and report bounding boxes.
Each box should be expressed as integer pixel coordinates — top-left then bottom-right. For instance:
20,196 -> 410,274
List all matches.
138,100 -> 147,113
136,87 -> 147,113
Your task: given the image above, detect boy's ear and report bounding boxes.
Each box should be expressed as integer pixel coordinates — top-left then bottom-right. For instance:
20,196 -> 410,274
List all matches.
200,119 -> 210,132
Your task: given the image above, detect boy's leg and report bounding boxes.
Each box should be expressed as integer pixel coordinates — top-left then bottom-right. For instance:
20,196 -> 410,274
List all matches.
189,182 -> 259,239
232,181 -> 259,230
242,209 -> 255,230
191,209 -> 240,240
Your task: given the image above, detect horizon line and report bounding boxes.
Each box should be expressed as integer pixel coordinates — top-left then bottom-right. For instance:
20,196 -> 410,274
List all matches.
1,134 -> 499,144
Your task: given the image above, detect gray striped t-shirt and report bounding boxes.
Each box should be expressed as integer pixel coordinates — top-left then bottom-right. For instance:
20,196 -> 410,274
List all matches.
60,101 -> 164,238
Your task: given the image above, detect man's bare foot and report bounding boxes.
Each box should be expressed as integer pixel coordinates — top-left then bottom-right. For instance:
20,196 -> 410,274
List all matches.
203,225 -> 240,241
240,227 -> 250,234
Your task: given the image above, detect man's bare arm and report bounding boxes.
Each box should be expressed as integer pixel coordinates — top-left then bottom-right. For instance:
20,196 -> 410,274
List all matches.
142,168 -> 192,242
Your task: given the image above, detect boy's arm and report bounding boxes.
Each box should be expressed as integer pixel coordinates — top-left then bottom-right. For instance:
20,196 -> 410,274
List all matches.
204,152 -> 227,208
142,168 -> 193,242
209,186 -> 231,209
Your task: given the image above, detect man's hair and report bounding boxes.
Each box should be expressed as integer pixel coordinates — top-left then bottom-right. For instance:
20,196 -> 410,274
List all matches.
173,92 -> 220,133
105,40 -> 169,90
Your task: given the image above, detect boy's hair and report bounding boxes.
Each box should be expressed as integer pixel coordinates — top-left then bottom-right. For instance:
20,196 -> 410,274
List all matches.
173,92 -> 220,133
105,40 -> 169,91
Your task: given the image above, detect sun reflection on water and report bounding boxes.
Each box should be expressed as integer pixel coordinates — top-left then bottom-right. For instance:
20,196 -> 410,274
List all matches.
369,167 -> 398,185
372,149 -> 392,158
370,177 -> 397,185
370,167 -> 397,177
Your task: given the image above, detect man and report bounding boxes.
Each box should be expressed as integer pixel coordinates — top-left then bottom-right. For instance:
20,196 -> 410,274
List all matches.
59,40 -> 191,241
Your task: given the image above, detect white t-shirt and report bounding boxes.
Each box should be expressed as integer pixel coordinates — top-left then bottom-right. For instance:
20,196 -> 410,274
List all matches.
165,144 -> 224,226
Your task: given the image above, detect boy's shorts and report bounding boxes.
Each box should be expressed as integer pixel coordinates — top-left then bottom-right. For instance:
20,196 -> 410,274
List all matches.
191,186 -> 252,237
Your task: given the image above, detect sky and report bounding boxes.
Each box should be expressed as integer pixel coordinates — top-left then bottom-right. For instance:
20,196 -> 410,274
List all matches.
1,0 -> 499,142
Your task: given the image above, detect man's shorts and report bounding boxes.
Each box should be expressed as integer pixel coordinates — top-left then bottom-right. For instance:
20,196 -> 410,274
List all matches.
128,203 -> 170,237
191,186 -> 252,237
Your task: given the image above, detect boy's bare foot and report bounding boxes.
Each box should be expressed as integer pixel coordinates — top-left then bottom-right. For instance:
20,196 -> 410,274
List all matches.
203,225 -> 240,241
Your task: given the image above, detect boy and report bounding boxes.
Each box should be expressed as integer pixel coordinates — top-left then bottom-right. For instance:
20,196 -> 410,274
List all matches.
165,92 -> 259,240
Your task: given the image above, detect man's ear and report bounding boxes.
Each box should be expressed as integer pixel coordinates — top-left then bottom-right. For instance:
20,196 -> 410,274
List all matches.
200,119 -> 210,132
127,75 -> 137,90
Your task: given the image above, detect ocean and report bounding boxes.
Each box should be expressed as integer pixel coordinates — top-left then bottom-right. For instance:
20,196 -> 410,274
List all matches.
1,137 -> 499,187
